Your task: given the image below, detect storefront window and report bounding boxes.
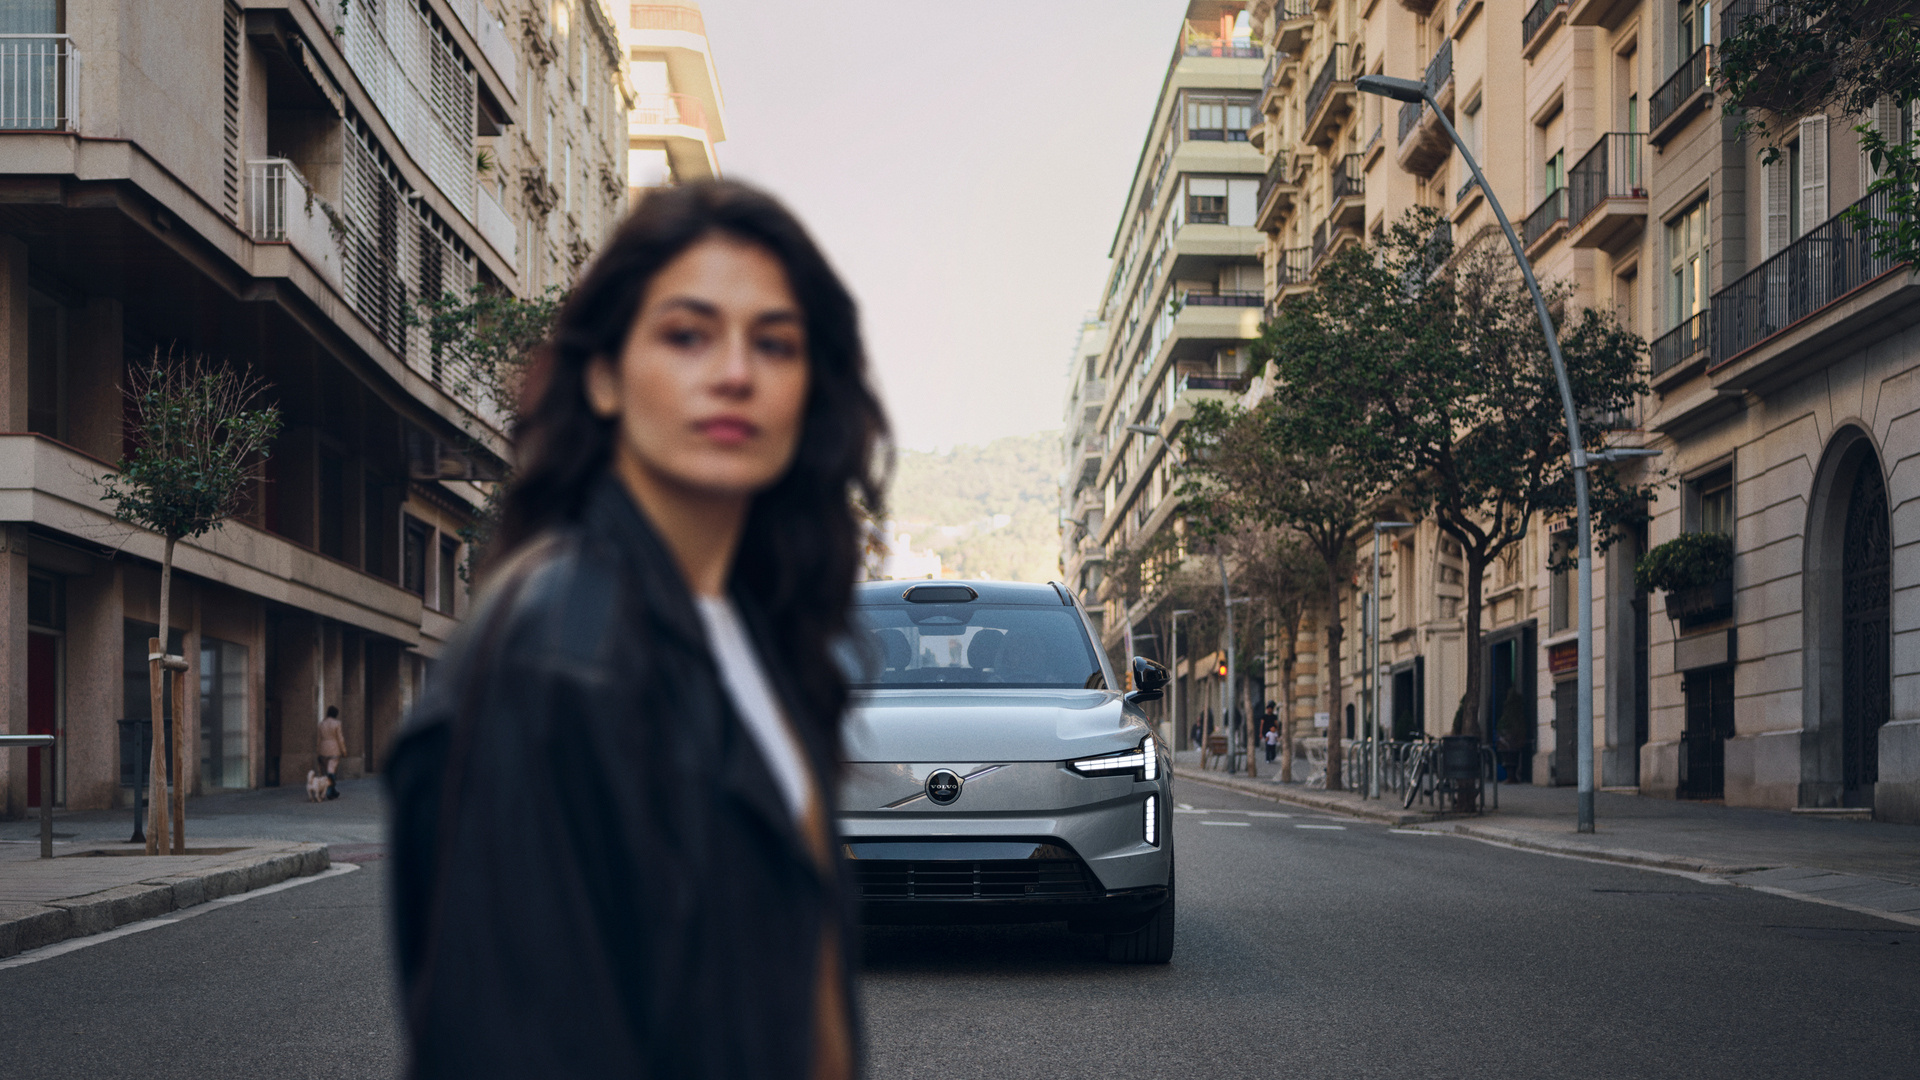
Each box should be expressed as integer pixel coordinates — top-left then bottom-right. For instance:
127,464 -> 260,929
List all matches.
200,638 -> 250,790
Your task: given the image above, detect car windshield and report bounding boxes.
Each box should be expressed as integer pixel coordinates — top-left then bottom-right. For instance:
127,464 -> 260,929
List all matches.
849,602 -> 1106,689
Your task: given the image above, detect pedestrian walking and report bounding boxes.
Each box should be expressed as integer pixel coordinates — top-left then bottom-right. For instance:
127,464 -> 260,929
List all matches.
1263,724 -> 1278,765
1263,701 -> 1279,764
387,181 -> 887,1079
316,705 -> 345,799
1190,721 -> 1202,751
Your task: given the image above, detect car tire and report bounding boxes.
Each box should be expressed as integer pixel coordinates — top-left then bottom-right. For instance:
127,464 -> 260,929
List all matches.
1104,868 -> 1174,964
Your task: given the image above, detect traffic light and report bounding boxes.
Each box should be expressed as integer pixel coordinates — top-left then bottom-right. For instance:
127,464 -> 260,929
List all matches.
1215,659 -> 1228,677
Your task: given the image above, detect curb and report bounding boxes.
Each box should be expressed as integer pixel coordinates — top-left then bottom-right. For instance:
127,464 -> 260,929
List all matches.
1173,766 -> 1436,827
0,843 -> 330,959
1422,823 -> 1772,876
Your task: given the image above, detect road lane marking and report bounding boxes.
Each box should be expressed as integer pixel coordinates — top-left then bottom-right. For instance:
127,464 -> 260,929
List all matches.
1200,821 -> 1251,827
1177,803 -> 1194,810
1295,824 -> 1347,830
0,863 -> 360,971
1390,828 -> 1445,835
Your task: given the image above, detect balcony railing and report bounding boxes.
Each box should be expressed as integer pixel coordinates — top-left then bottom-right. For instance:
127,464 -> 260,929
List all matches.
1278,246 -> 1311,286
1522,0 -> 1567,48
1304,44 -> 1351,128
1258,151 -> 1292,212
632,92 -> 710,136
246,159 -> 309,242
630,4 -> 707,34
1650,45 -> 1709,134
1182,290 -> 1264,307
1522,187 -> 1568,248
1711,187 -> 1907,366
1312,220 -> 1330,265
1185,38 -> 1263,58
1399,99 -> 1425,144
1179,374 -> 1250,393
1263,52 -> 1285,93
1331,153 -> 1365,204
1651,309 -> 1709,378
1567,132 -> 1646,226
1423,38 -> 1453,97
0,35 -> 76,130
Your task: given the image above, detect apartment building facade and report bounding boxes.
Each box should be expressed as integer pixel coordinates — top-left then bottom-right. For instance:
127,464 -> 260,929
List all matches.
621,1 -> 724,193
1239,0 -> 1919,820
0,0 -> 631,817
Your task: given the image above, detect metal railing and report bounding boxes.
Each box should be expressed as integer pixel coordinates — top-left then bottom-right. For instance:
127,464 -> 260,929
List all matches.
1650,45 -> 1709,133
1522,0 -> 1566,48
1711,187 -> 1907,366
1179,373 -> 1250,393
1182,290 -> 1264,307
1330,152 -> 1365,204
1399,98 -> 1424,144
1,734 -> 56,857
1651,309 -> 1710,377
1312,219 -> 1330,265
246,158 -> 310,242
1423,38 -> 1453,97
1522,187 -> 1568,248
1262,52 -> 1285,93
1277,246 -> 1311,285
632,91 -> 709,135
0,34 -> 76,130
1274,0 -> 1312,18
1304,43 -> 1351,127
1185,38 -> 1263,58
1258,151 -> 1292,212
630,3 -> 706,34
1567,132 -> 1647,227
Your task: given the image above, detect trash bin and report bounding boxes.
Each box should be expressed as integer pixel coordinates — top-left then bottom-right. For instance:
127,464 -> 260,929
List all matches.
1438,735 -> 1482,781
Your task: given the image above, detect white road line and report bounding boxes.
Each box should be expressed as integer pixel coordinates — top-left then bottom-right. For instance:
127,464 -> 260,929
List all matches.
1244,811 -> 1294,818
1200,821 -> 1251,827
1389,828 -> 1449,835
0,863 -> 359,971
1177,803 -> 1194,811
1295,824 -> 1347,830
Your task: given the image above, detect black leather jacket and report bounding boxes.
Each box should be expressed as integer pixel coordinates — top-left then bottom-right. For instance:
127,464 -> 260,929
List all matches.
387,476 -> 857,1078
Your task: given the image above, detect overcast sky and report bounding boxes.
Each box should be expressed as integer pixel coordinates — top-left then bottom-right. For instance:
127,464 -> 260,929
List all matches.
698,0 -> 1190,452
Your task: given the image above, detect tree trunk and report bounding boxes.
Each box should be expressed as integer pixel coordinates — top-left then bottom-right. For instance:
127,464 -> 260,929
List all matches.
1243,653 -> 1258,779
1456,544 -> 1487,740
1324,570 -> 1345,791
170,645 -> 187,855
144,536 -> 176,855
1279,620 -> 1297,783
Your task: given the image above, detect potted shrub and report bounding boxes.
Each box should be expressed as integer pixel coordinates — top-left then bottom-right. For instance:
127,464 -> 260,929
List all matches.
1635,532 -> 1734,626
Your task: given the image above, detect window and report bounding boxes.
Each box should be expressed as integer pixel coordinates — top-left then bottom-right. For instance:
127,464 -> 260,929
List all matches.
199,638 -> 250,790
1545,148 -> 1566,196
1188,177 -> 1228,223
1676,0 -> 1710,64
1186,94 -> 1255,142
26,293 -> 63,439
403,518 -> 431,596
438,535 -> 460,614
1666,196 -> 1709,330
1693,469 -> 1733,536
850,603 -> 1105,690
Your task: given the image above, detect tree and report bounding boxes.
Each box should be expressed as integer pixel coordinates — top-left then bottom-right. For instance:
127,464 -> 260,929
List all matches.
1180,395 -> 1398,791
412,284 -> 566,577
1262,210 -> 1651,757
1223,526 -> 1318,784
98,351 -> 280,854
1718,0 -> 1920,262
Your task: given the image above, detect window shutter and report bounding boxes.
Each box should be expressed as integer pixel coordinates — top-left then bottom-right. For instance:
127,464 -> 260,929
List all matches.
1865,98 -> 1904,194
1763,152 -> 1790,257
1798,114 -> 1828,227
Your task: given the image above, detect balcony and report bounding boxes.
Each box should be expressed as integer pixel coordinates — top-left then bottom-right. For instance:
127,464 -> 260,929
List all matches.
1650,309 -> 1710,383
629,3 -> 707,33
1522,187 -> 1568,255
1312,220 -> 1329,267
1303,44 -> 1354,148
633,91 -> 710,136
1522,0 -> 1568,59
1272,0 -> 1313,55
1649,46 -> 1710,146
246,159 -> 345,291
1566,133 -> 1647,250
1182,290 -> 1264,308
1396,41 -> 1454,175
1276,246 -> 1312,293
1711,188 -> 1907,368
1185,37 -> 1263,59
477,185 -> 517,268
0,34 -> 76,130
1568,0 -> 1639,28
1328,153 -> 1365,229
1256,151 -> 1297,232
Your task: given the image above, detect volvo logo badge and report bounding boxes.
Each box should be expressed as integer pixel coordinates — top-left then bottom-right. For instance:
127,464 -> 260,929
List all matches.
925,769 -> 963,805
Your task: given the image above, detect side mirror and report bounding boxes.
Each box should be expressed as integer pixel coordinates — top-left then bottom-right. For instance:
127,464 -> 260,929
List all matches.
1127,655 -> 1170,702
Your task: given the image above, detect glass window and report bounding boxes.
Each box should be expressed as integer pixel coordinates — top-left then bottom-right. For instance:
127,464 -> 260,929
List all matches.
438,535 -> 460,614
199,638 -> 250,790
1695,470 -> 1733,536
1666,196 -> 1710,329
850,603 -> 1105,690
1185,94 -> 1255,142
403,518 -> 430,595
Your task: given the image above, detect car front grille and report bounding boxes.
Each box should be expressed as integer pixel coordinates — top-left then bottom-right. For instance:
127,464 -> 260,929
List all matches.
852,858 -> 1098,901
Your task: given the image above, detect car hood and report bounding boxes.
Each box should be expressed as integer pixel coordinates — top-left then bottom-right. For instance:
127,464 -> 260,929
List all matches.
842,689 -> 1146,763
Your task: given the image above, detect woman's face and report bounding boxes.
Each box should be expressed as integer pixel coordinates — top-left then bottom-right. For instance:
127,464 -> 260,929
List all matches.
587,236 -> 810,502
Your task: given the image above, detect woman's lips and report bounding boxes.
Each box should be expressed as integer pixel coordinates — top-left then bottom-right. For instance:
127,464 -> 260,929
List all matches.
695,416 -> 758,446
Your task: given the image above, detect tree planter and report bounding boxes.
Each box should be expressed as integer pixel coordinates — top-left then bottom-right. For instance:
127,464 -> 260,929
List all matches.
1666,577 -> 1734,628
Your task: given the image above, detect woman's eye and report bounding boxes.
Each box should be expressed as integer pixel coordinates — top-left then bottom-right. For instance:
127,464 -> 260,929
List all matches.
663,326 -> 705,348
757,336 -> 801,359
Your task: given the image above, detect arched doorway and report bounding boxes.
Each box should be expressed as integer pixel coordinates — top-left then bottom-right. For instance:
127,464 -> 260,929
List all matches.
1802,430 -> 1891,809
1840,458 -> 1890,807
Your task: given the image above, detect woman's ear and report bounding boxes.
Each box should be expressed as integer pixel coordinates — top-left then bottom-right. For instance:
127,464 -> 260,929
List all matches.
584,354 -> 622,420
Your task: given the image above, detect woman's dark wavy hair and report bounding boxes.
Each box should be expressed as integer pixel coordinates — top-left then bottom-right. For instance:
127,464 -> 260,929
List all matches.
494,179 -> 889,747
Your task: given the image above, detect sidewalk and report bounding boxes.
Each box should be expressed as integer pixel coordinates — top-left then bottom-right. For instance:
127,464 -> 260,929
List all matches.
0,779 -> 384,959
1172,751 -> 1920,926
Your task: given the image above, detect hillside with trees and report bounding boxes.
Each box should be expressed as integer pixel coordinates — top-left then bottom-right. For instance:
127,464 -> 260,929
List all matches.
886,432 -> 1063,582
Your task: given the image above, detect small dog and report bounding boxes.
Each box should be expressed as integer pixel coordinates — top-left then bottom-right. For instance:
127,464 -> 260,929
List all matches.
306,769 -> 331,803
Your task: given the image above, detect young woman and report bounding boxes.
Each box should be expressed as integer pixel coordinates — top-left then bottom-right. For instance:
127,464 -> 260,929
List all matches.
387,181 -> 888,1079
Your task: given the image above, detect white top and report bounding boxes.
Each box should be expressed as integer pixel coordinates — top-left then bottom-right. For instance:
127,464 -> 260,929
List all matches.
695,596 -> 813,821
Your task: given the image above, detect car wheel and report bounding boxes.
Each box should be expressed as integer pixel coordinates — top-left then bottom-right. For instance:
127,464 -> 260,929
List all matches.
1104,868 -> 1175,964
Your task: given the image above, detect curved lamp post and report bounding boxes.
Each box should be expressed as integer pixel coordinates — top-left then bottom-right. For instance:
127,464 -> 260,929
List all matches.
1355,73 -> 1616,830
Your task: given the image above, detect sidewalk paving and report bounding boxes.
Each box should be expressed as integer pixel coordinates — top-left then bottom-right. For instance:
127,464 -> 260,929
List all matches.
0,779 -> 384,959
1172,751 -> 1920,927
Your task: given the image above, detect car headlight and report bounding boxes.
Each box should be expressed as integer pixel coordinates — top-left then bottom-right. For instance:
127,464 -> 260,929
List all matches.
1069,737 -> 1158,781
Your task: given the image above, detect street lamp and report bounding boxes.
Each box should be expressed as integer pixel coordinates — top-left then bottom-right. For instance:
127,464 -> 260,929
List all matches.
1358,72 -> 1606,831
1369,521 -> 1414,799
1171,608 -> 1196,750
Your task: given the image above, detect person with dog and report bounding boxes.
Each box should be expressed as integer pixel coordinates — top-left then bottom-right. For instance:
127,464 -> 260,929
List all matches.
387,181 -> 887,1079
315,705 -> 345,800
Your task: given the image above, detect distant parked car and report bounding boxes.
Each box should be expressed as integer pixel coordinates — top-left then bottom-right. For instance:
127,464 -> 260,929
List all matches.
839,580 -> 1175,963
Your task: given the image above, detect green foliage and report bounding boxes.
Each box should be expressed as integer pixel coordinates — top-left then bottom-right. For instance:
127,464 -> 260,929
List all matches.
97,351 -> 281,542
888,433 -> 1062,582
1634,532 -> 1734,594
1718,0 -> 1920,262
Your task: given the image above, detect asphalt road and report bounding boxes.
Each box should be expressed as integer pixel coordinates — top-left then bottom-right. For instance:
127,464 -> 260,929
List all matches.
2,781 -> 1916,1078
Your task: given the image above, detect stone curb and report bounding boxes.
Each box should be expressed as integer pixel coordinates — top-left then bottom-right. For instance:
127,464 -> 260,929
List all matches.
0,843 -> 330,959
1172,766 -> 1435,827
